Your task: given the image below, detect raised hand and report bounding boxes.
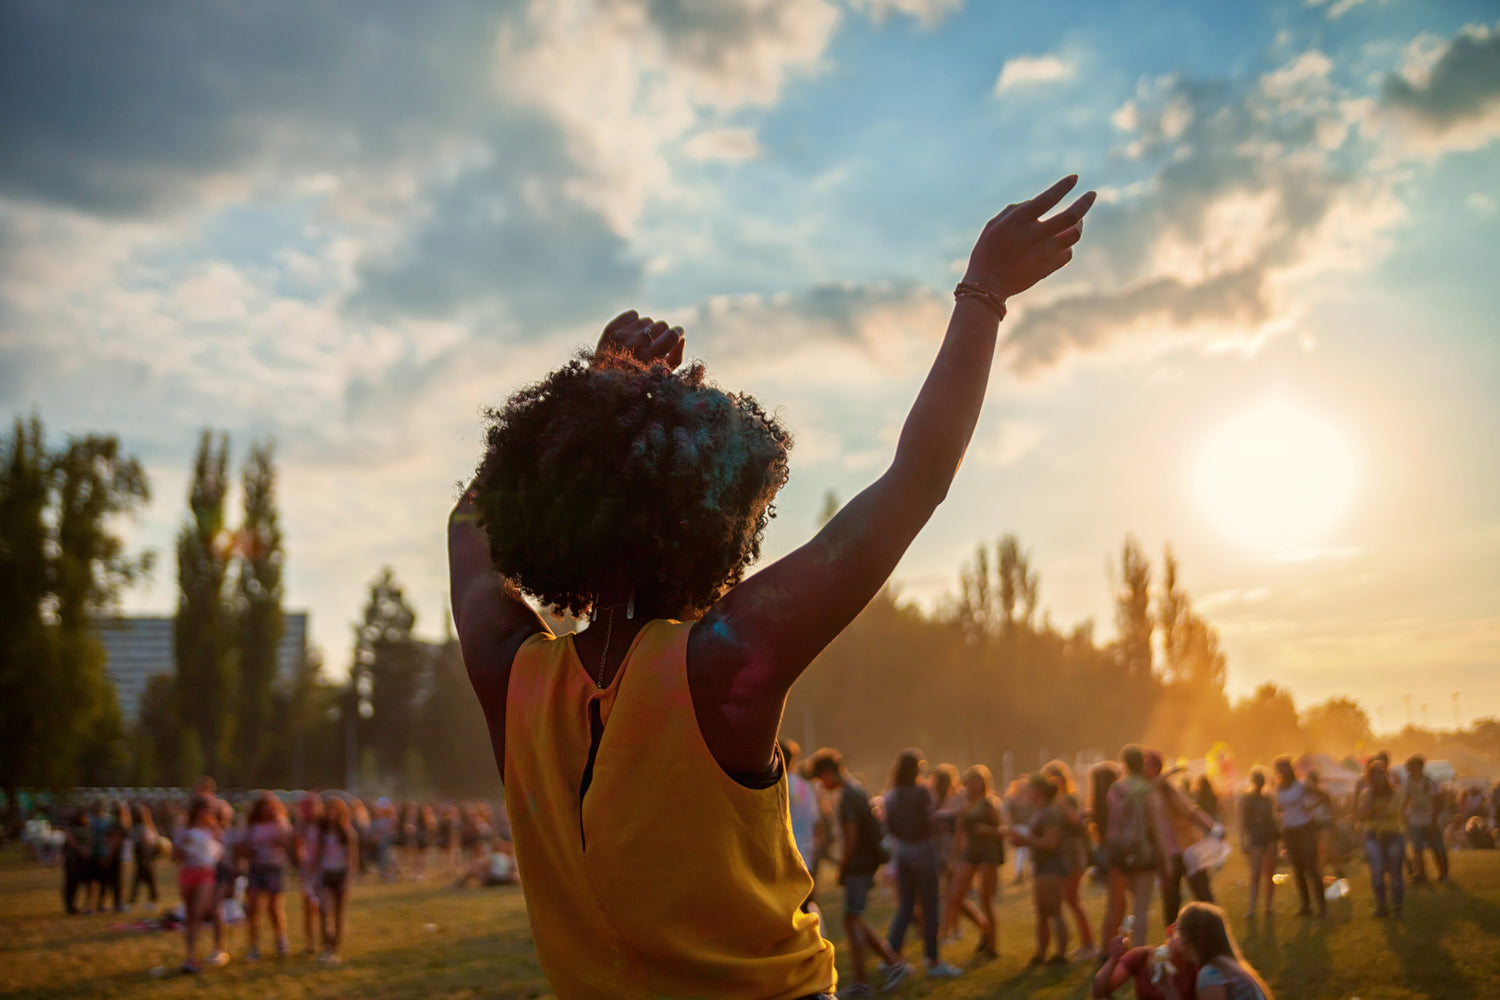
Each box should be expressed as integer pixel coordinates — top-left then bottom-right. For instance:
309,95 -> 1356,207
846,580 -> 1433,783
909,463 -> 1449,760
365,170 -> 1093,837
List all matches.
595,310 -> 686,370
964,175 -> 1096,301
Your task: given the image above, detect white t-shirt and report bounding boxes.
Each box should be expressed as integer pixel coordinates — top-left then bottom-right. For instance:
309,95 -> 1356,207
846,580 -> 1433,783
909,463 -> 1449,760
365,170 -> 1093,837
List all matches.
179,827 -> 224,870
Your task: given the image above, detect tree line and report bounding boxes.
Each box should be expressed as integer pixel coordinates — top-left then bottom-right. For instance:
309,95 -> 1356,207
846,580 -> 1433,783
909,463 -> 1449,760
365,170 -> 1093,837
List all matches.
3,419 -> 1496,801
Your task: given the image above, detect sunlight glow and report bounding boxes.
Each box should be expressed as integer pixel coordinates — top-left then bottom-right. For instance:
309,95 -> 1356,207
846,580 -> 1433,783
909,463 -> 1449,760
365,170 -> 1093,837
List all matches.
1193,400 -> 1359,553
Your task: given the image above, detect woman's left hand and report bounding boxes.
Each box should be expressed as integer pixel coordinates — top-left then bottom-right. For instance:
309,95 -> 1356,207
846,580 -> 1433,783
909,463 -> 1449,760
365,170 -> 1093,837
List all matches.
595,310 -> 685,369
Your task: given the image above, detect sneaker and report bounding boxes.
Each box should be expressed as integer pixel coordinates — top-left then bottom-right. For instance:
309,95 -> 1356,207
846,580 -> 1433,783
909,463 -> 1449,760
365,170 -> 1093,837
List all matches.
837,985 -> 875,998
325,953 -> 342,967
881,961 -> 913,992
208,951 -> 230,967
1073,944 -> 1099,962
276,938 -> 290,958
926,961 -> 964,979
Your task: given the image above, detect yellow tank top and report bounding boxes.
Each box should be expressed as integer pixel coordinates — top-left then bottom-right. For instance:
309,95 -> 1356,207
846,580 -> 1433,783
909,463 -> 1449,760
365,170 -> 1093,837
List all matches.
503,619 -> 836,999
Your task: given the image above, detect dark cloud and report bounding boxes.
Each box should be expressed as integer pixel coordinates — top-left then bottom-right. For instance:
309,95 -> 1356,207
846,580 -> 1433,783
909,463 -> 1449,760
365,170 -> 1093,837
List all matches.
1001,68 -> 1367,374
1382,24 -> 1500,131
0,2 -> 504,217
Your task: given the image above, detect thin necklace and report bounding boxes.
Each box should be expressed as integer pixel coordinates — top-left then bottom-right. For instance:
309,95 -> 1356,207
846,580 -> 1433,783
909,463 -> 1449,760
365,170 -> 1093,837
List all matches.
595,607 -> 613,689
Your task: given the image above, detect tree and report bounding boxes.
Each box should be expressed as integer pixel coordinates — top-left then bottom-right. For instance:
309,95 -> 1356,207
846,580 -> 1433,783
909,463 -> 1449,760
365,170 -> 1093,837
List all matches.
175,430 -> 236,778
354,568 -> 427,777
1230,684 -> 1304,765
998,534 -> 1038,632
1301,697 -> 1374,758
0,416 -> 56,798
0,418 -> 151,794
1114,536 -> 1154,680
419,619 -> 499,795
233,440 -> 284,785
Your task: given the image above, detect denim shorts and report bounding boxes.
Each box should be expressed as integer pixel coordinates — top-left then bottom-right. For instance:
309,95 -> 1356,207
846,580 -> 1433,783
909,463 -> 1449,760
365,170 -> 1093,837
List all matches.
842,872 -> 874,916
1408,823 -> 1441,854
248,862 -> 284,894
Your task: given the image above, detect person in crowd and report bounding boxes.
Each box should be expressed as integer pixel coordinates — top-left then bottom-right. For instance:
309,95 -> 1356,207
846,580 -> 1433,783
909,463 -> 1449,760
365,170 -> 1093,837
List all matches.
1465,816 -> 1496,849
1355,760 -> 1405,918
62,806 -> 94,915
1272,756 -> 1323,917
1104,747 -> 1164,948
944,763 -> 1004,960
175,794 -> 226,974
812,750 -> 913,996
883,749 -> 965,982
447,173 -> 1094,999
210,800 -> 240,959
929,763 -> 963,941
371,799 -> 397,879
1175,902 -> 1275,999
1087,761 -> 1124,943
1301,770 -> 1343,878
1193,777 -> 1220,824
1091,925 -> 1199,1000
99,799 -> 131,913
130,803 -> 161,910
1238,769 -> 1278,919
1044,759 -> 1097,961
1006,776 -> 1035,886
294,792 -> 324,954
1146,751 -> 1221,925
316,795 -> 358,965
452,836 -> 519,887
1013,772 -> 1069,966
417,803 -> 437,876
782,740 -> 824,919
1403,755 -> 1449,884
84,798 -> 114,914
242,791 -> 294,960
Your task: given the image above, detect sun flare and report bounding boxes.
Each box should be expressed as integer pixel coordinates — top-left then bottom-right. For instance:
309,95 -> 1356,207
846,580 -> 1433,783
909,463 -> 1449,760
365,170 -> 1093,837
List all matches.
1192,400 -> 1358,553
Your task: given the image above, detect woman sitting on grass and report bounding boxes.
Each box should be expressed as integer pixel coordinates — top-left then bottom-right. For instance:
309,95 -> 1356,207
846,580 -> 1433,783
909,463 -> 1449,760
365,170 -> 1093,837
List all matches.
449,176 -> 1094,998
1175,903 -> 1274,1000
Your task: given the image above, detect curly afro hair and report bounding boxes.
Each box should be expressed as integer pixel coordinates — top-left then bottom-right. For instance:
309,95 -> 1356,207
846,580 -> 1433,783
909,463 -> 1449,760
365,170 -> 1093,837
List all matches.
472,348 -> 792,619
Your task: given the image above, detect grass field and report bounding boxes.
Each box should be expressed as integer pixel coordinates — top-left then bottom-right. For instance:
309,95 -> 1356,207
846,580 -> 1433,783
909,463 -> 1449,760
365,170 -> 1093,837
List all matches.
4,849 -> 1500,999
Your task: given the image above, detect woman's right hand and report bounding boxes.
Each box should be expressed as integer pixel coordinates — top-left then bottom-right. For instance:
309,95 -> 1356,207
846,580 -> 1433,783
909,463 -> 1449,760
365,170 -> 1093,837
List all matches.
963,175 -> 1096,300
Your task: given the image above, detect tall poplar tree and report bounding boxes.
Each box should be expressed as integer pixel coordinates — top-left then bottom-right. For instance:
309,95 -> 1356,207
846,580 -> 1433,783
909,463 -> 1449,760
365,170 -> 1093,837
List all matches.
175,430 -> 236,778
233,440 -> 283,785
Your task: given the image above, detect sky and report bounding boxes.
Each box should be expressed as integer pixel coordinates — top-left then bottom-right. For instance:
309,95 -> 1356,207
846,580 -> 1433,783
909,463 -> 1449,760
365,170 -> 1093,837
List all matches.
2,0 -> 1497,730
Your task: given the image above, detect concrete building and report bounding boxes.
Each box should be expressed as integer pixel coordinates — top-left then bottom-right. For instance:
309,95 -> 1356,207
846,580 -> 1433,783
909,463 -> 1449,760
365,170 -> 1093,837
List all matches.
99,612 -> 308,722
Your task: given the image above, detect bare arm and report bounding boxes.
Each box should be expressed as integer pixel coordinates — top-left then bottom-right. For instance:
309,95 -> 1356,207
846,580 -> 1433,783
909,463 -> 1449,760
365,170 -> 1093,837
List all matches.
692,177 -> 1095,770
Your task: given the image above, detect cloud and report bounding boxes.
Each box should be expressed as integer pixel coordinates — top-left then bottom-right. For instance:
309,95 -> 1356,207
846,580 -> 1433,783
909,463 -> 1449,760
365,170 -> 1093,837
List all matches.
1001,57 -> 1405,375
845,0 -> 963,28
1381,22 -> 1500,155
972,420 -> 1045,467
994,54 -> 1075,95
683,127 -> 764,161
1306,0 -> 1377,19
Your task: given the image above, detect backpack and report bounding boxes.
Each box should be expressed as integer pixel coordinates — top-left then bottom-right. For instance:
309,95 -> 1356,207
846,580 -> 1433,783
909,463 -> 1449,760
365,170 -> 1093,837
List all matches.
1105,776 -> 1157,871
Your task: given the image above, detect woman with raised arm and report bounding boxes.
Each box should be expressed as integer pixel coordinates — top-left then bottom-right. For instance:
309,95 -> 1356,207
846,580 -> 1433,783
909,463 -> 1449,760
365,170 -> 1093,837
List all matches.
449,176 -> 1095,999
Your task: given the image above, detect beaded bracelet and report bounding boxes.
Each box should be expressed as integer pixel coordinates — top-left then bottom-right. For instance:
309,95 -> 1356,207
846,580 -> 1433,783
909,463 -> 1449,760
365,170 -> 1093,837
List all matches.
954,281 -> 1008,321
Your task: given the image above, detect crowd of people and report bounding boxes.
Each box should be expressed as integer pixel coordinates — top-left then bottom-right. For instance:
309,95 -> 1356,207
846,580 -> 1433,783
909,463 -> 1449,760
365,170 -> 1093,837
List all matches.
12,744 -> 1498,993
784,740 -> 1499,998
19,777 -> 515,974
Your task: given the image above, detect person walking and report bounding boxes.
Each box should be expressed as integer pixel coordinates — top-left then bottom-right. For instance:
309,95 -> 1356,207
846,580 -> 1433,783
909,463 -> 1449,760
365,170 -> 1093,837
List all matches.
1403,755 -> 1449,884
782,740 -> 823,919
883,749 -> 965,983
1013,773 -> 1069,966
1357,761 -> 1406,917
811,751 -> 913,997
1103,747 -> 1164,948
129,804 -> 161,911
174,795 -> 224,974
1045,759 -> 1098,961
1272,756 -> 1323,917
316,796 -> 358,965
944,764 -> 1004,961
1239,769 -> 1278,919
243,791 -> 294,960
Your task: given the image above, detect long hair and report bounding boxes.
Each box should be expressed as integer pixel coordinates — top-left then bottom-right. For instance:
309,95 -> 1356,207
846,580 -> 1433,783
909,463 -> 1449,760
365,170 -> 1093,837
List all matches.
1273,755 -> 1296,789
1087,761 -> 1120,836
962,764 -> 994,800
890,748 -> 924,788
322,797 -> 355,847
1043,758 -> 1077,797
1176,902 -> 1275,998
1366,761 -> 1393,802
932,763 -> 961,802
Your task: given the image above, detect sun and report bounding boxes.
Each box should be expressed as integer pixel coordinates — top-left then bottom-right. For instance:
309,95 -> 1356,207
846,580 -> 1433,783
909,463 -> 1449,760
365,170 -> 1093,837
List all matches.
1192,400 -> 1358,553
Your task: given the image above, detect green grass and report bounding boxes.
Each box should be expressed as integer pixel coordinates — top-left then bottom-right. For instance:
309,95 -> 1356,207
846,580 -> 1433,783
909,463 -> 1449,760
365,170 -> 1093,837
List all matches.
3,849 -> 1500,998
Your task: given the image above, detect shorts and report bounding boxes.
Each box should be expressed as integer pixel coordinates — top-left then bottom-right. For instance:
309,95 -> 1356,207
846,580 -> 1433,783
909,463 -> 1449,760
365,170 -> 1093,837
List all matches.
248,862 -> 284,894
1409,823 -> 1442,855
321,867 -> 348,892
178,867 -> 216,894
214,859 -> 237,888
842,872 -> 874,916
